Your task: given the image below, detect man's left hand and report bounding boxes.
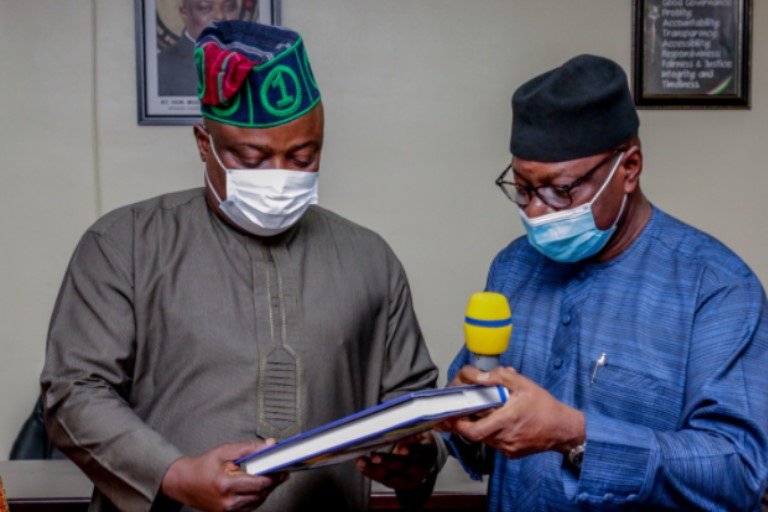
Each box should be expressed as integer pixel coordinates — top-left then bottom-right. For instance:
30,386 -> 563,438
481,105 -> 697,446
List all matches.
356,432 -> 437,490
441,366 -> 585,459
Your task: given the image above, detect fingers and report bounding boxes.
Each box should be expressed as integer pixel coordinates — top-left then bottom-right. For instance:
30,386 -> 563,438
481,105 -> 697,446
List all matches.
228,472 -> 287,496
433,421 -> 449,432
450,407 -> 508,443
368,453 -> 409,472
391,431 -> 435,455
455,365 -> 485,384
357,453 -> 430,490
356,434 -> 438,490
457,365 -> 520,390
221,472 -> 287,512
438,416 -> 467,435
392,443 -> 410,456
450,416 -> 483,441
164,440 -> 286,512
217,438 -> 274,461
359,457 -> 399,487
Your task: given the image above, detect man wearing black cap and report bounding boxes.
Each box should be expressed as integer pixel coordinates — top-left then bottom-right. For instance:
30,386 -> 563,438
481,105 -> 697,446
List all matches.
42,21 -> 441,512
441,55 -> 768,510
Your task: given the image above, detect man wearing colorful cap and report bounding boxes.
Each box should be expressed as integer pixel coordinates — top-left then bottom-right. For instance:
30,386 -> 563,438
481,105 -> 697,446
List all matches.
42,21 -> 442,512
442,55 -> 768,510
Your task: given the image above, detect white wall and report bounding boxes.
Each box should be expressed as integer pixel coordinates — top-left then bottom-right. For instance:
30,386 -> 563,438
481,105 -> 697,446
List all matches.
0,0 -> 98,455
1,0 -> 766,486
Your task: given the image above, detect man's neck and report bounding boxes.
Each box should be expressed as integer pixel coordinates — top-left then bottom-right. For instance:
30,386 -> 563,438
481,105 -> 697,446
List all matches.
595,192 -> 652,263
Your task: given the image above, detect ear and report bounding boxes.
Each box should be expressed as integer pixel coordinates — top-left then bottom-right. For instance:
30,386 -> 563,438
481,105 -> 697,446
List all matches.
193,123 -> 210,163
179,5 -> 190,25
621,146 -> 643,195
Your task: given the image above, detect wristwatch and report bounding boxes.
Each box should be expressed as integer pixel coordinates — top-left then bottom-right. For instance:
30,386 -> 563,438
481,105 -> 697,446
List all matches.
567,442 -> 586,469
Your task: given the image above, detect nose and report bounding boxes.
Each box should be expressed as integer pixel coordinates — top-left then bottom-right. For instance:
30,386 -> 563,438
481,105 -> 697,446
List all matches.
522,196 -> 554,219
260,156 -> 288,169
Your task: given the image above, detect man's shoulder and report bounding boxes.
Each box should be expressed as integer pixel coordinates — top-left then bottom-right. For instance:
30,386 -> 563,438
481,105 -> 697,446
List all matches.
87,188 -> 204,239
482,236 -> 547,292
304,205 -> 393,250
302,206 -> 409,277
649,208 -> 756,283
493,235 -> 540,267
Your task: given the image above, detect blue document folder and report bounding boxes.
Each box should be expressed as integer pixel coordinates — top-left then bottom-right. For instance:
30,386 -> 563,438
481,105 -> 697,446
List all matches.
236,384 -> 508,475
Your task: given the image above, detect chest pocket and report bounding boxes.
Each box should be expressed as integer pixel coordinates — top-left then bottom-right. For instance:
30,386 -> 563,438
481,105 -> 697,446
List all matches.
588,362 -> 680,430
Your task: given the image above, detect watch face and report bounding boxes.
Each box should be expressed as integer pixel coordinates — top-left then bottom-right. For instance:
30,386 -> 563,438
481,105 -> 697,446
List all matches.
568,445 -> 586,468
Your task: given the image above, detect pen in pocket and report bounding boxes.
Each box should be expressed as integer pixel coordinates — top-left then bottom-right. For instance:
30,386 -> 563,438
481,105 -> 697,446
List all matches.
590,352 -> 607,385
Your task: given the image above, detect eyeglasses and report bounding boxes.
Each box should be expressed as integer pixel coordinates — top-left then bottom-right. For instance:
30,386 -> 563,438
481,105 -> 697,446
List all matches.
495,151 -> 621,210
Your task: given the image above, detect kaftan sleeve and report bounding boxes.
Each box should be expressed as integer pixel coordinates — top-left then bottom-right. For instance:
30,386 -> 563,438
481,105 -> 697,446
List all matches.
375,253 -> 448,508
564,269 -> 768,509
377,256 -> 439,403
41,230 -> 183,512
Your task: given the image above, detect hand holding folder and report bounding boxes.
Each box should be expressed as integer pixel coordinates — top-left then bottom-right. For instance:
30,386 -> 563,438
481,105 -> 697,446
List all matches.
357,430 -> 438,491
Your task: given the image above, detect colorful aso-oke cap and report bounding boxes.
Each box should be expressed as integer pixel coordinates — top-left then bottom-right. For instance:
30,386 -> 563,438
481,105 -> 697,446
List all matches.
195,21 -> 321,128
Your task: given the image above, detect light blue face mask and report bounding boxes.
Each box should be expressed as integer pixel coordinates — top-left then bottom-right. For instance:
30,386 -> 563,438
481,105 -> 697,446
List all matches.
519,152 -> 626,263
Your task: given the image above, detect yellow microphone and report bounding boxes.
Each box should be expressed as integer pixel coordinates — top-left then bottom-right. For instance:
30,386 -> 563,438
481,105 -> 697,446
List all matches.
464,292 -> 512,371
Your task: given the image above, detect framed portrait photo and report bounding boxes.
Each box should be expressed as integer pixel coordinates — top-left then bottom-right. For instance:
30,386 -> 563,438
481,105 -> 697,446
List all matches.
632,0 -> 752,109
135,0 -> 281,125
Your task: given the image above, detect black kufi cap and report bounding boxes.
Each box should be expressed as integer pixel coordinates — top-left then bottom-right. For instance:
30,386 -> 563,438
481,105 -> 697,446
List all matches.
510,54 -> 639,162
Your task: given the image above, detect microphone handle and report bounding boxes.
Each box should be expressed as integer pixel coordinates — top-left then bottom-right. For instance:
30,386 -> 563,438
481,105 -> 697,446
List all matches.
471,354 -> 499,372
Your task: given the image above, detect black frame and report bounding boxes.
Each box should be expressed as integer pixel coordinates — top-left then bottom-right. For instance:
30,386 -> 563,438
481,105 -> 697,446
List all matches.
135,0 -> 282,125
495,151 -> 619,210
632,0 -> 751,109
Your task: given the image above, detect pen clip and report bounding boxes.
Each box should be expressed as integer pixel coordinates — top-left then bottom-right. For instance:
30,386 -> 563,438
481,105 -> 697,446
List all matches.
590,352 -> 607,386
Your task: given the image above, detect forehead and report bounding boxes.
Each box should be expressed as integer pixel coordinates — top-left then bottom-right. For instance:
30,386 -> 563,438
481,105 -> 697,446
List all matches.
512,152 -> 607,183
208,102 -> 324,147
185,0 -> 237,7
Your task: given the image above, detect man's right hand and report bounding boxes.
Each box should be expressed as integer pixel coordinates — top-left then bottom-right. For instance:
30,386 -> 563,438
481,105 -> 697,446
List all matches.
161,439 -> 288,512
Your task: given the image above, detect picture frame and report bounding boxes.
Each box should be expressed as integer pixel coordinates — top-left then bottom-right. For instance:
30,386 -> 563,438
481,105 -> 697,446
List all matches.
135,0 -> 281,125
632,0 -> 751,109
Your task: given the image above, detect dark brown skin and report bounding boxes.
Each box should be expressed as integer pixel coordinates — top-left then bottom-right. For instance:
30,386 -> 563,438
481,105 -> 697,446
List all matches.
160,439 -> 288,512
441,367 -> 585,458
356,431 -> 438,490
193,102 -> 325,234
180,0 -> 239,40
513,138 -> 651,263
439,139 -> 652,459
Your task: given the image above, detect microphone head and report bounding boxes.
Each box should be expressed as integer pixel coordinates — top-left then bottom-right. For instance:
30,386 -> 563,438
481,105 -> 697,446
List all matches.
464,292 -> 512,356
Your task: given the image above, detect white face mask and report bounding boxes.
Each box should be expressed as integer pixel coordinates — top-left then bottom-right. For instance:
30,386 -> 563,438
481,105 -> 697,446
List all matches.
206,135 -> 319,237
